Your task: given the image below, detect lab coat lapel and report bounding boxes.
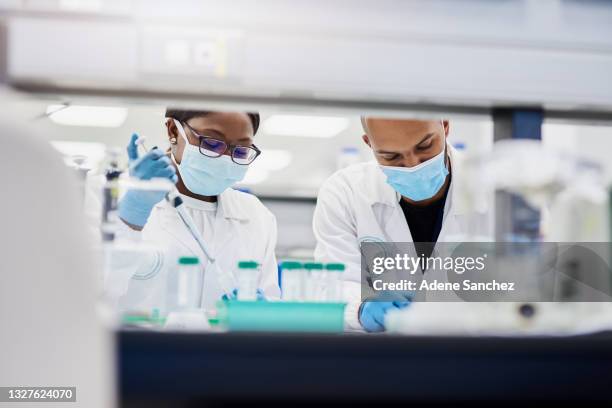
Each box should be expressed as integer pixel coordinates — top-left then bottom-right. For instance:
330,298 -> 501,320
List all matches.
157,203 -> 202,258
437,145 -> 469,243
369,170 -> 413,242
211,189 -> 249,260
378,202 -> 413,242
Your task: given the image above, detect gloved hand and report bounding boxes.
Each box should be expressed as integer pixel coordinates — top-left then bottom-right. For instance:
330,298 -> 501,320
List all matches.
221,288 -> 266,301
359,292 -> 412,332
118,133 -> 177,227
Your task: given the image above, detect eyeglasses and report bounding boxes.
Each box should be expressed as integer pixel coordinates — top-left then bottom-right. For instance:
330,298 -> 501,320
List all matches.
183,122 -> 261,165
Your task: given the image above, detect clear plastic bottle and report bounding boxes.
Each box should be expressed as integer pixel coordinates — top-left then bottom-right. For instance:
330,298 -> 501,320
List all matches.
100,148 -> 122,242
167,256 -> 203,312
324,263 -> 345,302
236,260 -> 260,301
280,261 -> 303,301
303,262 -> 325,302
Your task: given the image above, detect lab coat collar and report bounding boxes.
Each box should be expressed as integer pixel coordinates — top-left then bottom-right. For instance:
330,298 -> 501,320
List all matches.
217,188 -> 250,221
155,188 -> 248,263
176,188 -> 249,221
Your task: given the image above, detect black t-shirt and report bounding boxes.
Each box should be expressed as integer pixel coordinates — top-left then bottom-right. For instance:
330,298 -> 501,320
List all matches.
399,180 -> 450,259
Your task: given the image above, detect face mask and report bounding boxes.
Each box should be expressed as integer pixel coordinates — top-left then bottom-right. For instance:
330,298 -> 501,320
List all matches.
379,145 -> 449,201
172,119 -> 248,196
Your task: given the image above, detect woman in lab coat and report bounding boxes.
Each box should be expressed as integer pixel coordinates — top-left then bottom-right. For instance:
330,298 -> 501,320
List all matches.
114,109 -> 280,314
313,118 -> 492,332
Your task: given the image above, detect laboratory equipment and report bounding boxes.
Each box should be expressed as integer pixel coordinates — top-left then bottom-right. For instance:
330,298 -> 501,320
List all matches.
166,192 -> 238,299
168,194 -> 216,263
134,135 -> 148,151
280,261 -> 304,301
547,161 -> 609,242
66,155 -> 91,208
216,301 -> 346,333
164,257 -> 210,331
385,302 -> 612,336
303,262 -> 325,302
100,148 -> 122,242
236,261 -> 260,301
166,256 -> 204,312
324,263 -> 345,302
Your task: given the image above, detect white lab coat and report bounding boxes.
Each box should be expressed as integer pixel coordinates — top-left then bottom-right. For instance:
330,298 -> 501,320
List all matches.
313,145 -> 492,330
114,187 -> 280,314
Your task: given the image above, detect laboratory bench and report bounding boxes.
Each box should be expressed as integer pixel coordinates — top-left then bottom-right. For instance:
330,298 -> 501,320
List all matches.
119,330 -> 612,407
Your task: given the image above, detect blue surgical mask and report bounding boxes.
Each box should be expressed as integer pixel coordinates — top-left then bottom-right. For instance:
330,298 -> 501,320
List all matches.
380,145 -> 449,201
172,119 -> 248,196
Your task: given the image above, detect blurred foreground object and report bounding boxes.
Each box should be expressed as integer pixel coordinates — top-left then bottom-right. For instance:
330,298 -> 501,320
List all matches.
0,115 -> 115,407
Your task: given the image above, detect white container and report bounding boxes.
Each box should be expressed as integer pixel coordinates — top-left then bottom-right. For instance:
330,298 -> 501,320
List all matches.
281,261 -> 303,301
303,262 -> 325,302
324,263 -> 345,302
167,256 -> 203,312
236,260 -> 260,301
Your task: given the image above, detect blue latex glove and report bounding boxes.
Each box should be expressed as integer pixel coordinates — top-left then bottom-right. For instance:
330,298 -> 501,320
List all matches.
221,288 -> 266,301
118,133 -> 177,227
359,292 -> 412,332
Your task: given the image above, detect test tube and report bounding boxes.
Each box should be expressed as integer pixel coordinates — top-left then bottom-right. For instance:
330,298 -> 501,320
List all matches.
303,262 -> 325,302
236,260 -> 260,301
167,256 -> 203,312
324,263 -> 345,302
280,261 -> 303,301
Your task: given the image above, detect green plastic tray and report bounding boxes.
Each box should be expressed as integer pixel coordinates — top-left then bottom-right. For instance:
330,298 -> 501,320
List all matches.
216,301 -> 346,333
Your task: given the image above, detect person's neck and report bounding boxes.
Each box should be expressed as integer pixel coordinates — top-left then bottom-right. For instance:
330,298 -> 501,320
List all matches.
175,179 -> 218,202
401,157 -> 452,207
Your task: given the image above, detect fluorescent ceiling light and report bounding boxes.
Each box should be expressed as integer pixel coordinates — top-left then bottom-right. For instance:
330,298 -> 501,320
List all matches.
47,104 -> 128,128
262,115 -> 349,138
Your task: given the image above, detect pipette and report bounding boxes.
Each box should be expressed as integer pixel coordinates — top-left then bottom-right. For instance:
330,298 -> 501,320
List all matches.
134,135 -> 149,152
167,194 -> 215,262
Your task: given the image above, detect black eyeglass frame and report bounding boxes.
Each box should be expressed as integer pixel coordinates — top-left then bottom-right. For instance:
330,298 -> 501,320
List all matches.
182,121 -> 261,165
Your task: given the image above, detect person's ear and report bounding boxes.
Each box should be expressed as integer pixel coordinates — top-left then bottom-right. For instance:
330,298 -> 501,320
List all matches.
166,119 -> 178,145
442,120 -> 450,138
362,134 -> 372,148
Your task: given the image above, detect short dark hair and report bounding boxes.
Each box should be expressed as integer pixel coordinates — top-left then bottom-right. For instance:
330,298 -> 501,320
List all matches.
165,109 -> 260,135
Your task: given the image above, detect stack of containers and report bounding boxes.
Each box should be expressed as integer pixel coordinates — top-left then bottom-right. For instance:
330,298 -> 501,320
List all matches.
280,260 -> 345,303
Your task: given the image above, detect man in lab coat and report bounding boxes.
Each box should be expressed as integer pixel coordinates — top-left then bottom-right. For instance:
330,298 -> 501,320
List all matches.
313,117 -> 491,332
